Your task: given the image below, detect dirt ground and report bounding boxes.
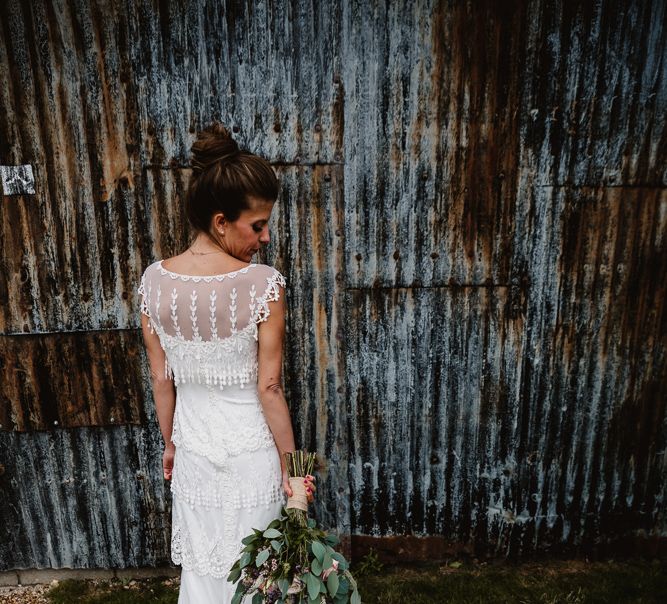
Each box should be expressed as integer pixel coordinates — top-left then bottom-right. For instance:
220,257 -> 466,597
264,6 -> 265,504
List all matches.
0,583 -> 51,604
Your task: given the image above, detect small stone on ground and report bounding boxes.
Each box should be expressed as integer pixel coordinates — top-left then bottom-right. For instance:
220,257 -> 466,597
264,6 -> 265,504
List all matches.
0,584 -> 50,603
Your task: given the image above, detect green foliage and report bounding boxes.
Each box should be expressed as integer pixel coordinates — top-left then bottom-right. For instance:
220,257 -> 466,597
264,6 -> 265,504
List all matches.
353,548 -> 384,577
327,571 -> 340,596
255,548 -> 271,567
226,503 -> 362,603
227,450 -> 362,603
311,540 -> 326,562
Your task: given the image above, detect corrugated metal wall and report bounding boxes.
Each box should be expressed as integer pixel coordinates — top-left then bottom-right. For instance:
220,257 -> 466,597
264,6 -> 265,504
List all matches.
0,0 -> 665,569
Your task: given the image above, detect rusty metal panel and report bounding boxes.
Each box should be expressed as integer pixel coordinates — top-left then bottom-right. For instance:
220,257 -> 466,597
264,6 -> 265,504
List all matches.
518,2 -> 667,188
341,0 -> 527,289
341,0 -> 666,289
346,286 -> 525,538
0,330 -> 149,432
267,164 -> 348,536
0,426 -> 171,570
345,185 -> 666,556
337,0 -> 667,558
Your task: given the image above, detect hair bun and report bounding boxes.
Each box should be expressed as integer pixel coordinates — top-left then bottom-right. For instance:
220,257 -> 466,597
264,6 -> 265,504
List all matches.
190,122 -> 240,174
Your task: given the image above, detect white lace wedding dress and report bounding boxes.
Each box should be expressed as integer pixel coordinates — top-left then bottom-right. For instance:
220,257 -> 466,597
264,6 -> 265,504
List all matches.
138,259 -> 287,603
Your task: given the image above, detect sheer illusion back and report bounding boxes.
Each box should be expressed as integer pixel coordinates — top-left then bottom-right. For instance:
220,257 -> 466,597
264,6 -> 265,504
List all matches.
138,260 -> 286,389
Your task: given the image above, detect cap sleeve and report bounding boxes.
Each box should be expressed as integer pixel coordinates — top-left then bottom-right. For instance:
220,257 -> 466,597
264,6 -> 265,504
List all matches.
137,270 -> 150,318
251,266 -> 287,325
137,265 -> 157,334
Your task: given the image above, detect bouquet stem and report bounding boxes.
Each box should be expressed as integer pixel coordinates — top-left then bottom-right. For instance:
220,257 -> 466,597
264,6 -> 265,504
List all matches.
284,450 -> 316,527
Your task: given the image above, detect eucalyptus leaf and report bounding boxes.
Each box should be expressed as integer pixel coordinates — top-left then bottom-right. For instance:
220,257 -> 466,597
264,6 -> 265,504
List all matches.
325,534 -> 340,546
255,548 -> 270,567
239,552 -> 252,569
278,578 -> 290,596
322,550 -> 333,570
337,578 -> 349,594
305,572 -> 321,600
268,518 -> 281,529
241,534 -> 258,545
307,518 -> 317,528
252,593 -> 263,604
311,557 -> 322,576
327,571 -> 340,596
270,539 -> 282,553
227,567 -> 241,583
263,527 -> 282,538
311,540 -> 326,562
351,588 -> 362,604
331,552 -> 348,570
231,592 -> 243,604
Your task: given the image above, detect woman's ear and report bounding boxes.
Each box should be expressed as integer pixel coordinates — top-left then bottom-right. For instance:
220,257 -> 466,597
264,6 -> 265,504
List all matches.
212,212 -> 226,230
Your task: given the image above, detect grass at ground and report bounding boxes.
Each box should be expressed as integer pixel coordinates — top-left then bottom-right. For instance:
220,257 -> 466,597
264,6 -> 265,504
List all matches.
42,559 -> 667,603
47,577 -> 179,604
358,559 -> 667,603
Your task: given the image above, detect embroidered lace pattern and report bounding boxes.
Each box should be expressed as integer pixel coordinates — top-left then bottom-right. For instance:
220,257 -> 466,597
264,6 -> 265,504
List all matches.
170,382 -> 277,465
170,447 -> 284,578
170,444 -> 284,510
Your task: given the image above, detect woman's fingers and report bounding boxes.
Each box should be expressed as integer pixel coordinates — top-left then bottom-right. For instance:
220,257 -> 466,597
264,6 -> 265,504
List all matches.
303,475 -> 316,501
163,449 -> 174,480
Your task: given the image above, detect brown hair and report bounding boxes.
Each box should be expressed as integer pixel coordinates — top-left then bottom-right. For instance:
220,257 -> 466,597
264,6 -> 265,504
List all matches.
185,123 -> 279,232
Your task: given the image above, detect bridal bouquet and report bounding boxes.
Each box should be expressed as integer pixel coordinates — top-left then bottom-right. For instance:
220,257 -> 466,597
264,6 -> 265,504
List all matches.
227,451 -> 361,604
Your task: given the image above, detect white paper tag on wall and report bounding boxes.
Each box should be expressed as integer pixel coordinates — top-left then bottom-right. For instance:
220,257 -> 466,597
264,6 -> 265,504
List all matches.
0,164 -> 35,195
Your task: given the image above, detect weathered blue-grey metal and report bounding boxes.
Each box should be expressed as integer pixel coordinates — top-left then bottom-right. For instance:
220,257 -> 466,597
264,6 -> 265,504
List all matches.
0,0 -> 665,570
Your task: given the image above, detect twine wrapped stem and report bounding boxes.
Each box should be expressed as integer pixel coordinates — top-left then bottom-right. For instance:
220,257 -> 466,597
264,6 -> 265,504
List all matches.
286,477 -> 309,511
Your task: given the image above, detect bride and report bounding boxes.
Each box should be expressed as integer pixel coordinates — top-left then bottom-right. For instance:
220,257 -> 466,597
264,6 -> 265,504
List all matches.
137,123 -> 316,603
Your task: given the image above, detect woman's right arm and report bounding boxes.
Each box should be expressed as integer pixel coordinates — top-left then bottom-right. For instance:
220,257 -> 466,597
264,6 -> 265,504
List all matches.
256,288 -> 296,467
140,313 -> 177,479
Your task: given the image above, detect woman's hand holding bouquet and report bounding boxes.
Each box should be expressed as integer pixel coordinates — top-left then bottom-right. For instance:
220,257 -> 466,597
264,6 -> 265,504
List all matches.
228,451 -> 361,604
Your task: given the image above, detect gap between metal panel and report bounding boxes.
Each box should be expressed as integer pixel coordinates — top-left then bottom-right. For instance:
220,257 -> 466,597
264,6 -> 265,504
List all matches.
345,284 -> 512,291
0,327 -> 143,336
143,161 -> 345,170
537,184 -> 667,189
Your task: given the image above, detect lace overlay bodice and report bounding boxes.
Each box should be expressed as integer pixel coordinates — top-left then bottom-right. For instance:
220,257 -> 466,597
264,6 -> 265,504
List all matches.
137,260 -> 287,464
